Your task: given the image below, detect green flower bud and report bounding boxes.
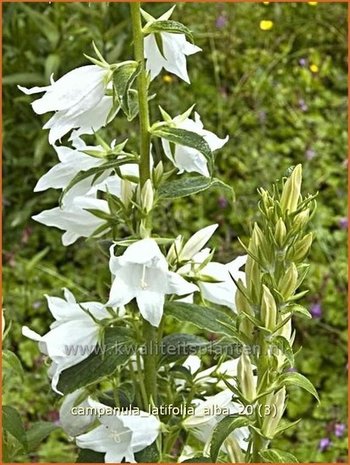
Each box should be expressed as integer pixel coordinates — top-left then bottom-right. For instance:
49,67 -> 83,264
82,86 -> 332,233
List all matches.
289,233 -> 313,262
235,290 -> 254,340
280,164 -> 302,214
261,285 -> 277,331
153,161 -> 164,187
293,210 -> 310,230
262,387 -> 286,438
279,263 -> 298,299
166,235 -> 183,265
275,218 -> 287,247
121,179 -> 134,207
245,255 -> 261,302
140,179 -> 154,213
237,351 -> 256,402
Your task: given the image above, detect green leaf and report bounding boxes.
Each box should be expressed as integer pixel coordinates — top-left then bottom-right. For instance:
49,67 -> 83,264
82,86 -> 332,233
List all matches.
76,448 -> 105,463
160,333 -> 210,364
289,304 -> 312,319
272,335 -> 294,366
159,176 -> 233,200
3,405 -> 27,450
57,327 -> 138,394
2,350 -> 24,378
151,126 -> 213,173
19,3 -> 59,47
210,415 -> 251,461
273,418 -> 301,437
113,62 -> 141,116
259,448 -> 299,463
134,441 -> 160,463
60,158 -> 135,200
164,302 -> 238,339
26,422 -> 59,451
279,372 -> 320,402
144,20 -> 193,42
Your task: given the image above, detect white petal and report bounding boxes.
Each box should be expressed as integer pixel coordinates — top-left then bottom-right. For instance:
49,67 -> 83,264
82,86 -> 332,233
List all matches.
120,414 -> 160,452
136,290 -> 164,327
122,238 -> 167,267
180,224 -> 218,261
31,65 -> 106,114
18,84 -> 50,95
144,34 -> 165,80
107,276 -> 136,308
166,271 -> 198,296
59,389 -> 94,437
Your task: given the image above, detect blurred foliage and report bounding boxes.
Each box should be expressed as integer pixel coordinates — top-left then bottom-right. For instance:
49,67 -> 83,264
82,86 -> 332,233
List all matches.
3,1 -> 347,463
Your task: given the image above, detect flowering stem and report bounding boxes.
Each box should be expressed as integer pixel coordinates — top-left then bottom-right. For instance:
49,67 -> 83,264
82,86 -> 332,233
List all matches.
130,2 -> 151,186
130,2 -> 157,406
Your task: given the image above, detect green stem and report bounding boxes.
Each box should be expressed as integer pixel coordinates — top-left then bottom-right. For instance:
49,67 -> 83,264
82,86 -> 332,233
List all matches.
130,2 -> 151,186
130,2 -> 157,405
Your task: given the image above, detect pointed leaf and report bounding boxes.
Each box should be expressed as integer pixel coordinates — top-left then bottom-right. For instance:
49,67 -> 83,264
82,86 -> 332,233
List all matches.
259,448 -> 299,463
3,406 -> 27,450
210,415 -> 251,461
144,20 -> 193,42
164,302 -> 238,339
159,176 -> 233,200
279,372 -> 319,402
26,422 -> 59,451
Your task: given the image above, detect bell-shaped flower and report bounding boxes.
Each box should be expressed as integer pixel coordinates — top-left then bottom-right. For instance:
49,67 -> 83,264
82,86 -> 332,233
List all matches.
18,65 -> 117,144
107,238 -> 198,327
75,398 -> 160,463
34,140 -> 105,193
196,253 -> 247,311
183,389 -> 249,453
59,389 -> 95,437
162,112 -> 228,177
22,289 -> 110,393
32,192 -> 110,246
143,7 -> 201,83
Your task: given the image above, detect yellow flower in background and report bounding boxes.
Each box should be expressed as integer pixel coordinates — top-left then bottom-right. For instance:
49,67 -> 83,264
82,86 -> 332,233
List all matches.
308,2 -> 318,5
310,63 -> 319,73
163,74 -> 173,84
260,20 -> 274,31
263,2 -> 270,4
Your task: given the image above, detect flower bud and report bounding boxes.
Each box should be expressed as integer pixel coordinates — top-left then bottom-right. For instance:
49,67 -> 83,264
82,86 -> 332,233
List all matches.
261,285 -> 277,331
289,233 -> 313,262
141,179 -> 154,213
121,180 -> 134,207
245,256 -> 261,303
262,387 -> 286,438
275,218 -> 287,247
179,224 -> 218,261
279,263 -> 298,299
280,164 -> 302,214
293,210 -> 309,230
237,352 -> 256,402
235,290 -> 254,340
166,235 -> 183,264
153,161 -> 164,187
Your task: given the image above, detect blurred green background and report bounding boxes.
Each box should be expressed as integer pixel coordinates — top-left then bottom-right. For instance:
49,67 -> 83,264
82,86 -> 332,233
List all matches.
2,1 -> 347,462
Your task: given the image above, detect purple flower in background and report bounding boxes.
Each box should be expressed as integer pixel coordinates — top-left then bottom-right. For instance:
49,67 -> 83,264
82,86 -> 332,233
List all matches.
216,14 -> 227,29
298,99 -> 308,112
339,217 -> 348,230
299,58 -> 308,67
310,302 -> 322,319
334,423 -> 346,438
319,438 -> 331,452
305,148 -> 316,160
218,195 -> 228,209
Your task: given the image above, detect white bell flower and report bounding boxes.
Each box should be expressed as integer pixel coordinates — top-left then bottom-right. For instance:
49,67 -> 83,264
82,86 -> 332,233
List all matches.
32,193 -> 110,246
144,33 -> 201,84
197,254 -> 247,311
107,238 -> 198,327
18,65 -> 116,144
34,142 -> 104,193
183,389 -> 249,453
143,6 -> 201,83
22,289 -> 110,394
59,389 -> 95,437
162,112 -> 229,177
75,398 -> 160,463
179,224 -> 218,261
